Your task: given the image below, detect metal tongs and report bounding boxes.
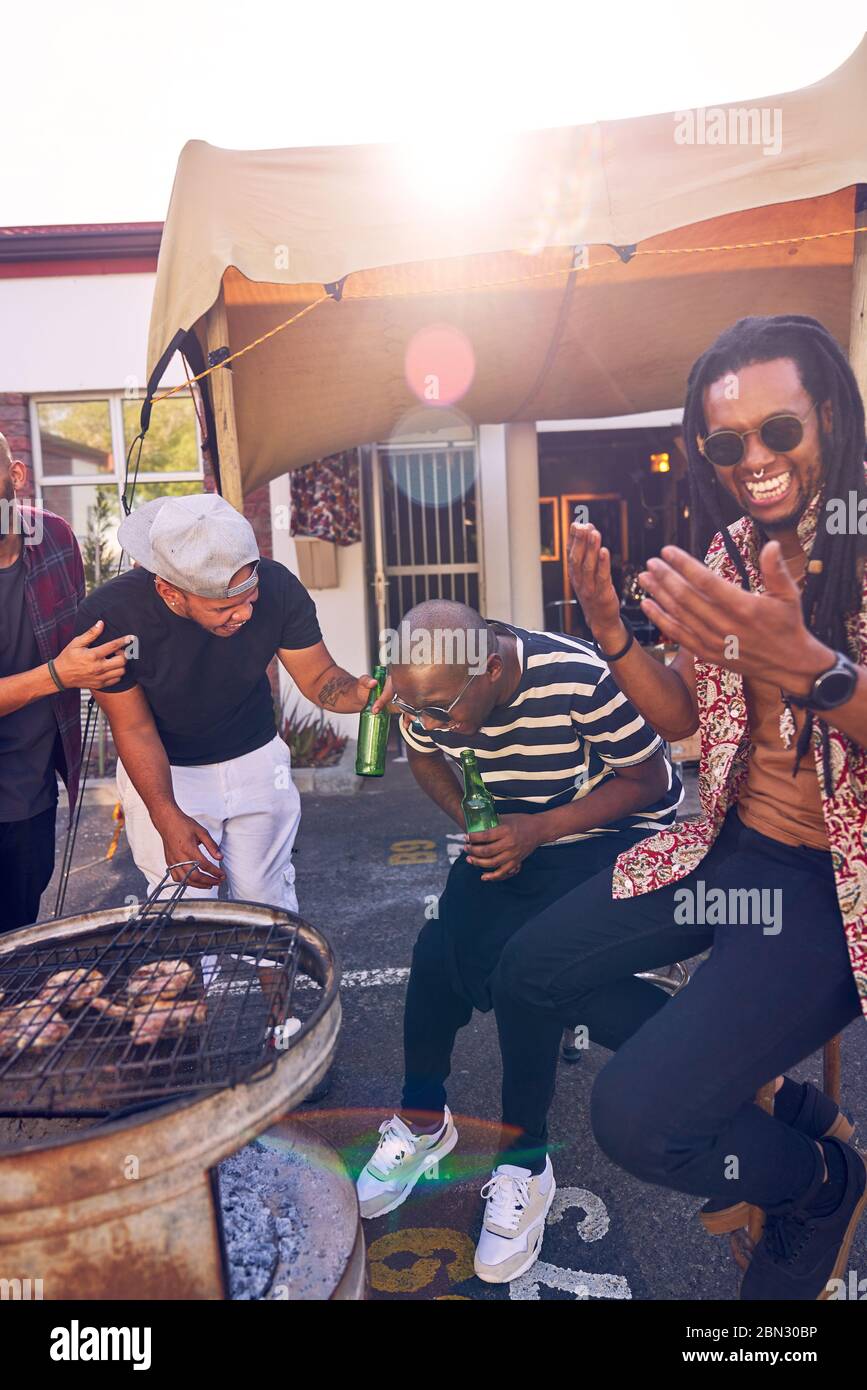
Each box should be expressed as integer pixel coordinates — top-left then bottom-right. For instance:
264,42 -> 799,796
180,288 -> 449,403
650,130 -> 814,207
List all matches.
125,861 -> 202,933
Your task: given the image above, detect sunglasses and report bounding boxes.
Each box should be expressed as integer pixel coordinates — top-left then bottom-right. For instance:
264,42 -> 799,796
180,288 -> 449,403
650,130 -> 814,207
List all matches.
392,669 -> 481,725
698,403 -> 816,469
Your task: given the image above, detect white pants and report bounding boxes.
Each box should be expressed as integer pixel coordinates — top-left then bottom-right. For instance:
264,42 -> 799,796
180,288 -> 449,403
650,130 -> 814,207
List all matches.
117,734 -> 302,911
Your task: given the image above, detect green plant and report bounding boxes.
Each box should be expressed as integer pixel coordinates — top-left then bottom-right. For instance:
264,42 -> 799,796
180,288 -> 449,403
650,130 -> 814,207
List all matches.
277,703 -> 348,768
82,485 -> 117,592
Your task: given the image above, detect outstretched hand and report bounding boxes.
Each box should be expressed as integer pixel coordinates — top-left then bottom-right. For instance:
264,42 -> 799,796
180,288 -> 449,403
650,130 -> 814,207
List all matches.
638,542 -> 833,695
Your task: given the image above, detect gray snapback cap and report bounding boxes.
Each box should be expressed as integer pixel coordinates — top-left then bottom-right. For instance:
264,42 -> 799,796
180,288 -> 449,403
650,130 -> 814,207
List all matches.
117,494 -> 260,599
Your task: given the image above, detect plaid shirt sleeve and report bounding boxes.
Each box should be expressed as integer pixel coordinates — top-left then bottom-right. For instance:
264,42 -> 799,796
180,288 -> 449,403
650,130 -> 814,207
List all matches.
21,506 -> 85,812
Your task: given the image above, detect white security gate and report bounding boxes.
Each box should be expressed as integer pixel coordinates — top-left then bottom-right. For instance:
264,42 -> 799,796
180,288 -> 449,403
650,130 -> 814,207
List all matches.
369,442 -> 483,638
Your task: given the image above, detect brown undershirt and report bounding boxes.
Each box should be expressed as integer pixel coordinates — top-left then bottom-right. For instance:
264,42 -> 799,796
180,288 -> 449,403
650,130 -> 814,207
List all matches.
736,546 -> 829,851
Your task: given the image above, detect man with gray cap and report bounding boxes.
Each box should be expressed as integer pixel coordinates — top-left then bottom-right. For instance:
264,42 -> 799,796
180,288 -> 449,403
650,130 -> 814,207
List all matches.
74,492 -> 386,905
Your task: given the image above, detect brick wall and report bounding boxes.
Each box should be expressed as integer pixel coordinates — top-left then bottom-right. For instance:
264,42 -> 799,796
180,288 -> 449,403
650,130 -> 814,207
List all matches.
242,483 -> 273,560
0,392 -> 34,497
199,445 -> 272,559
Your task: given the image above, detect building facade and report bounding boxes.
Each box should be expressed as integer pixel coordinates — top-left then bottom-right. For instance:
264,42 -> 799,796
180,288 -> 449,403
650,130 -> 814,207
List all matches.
1,223 -> 687,737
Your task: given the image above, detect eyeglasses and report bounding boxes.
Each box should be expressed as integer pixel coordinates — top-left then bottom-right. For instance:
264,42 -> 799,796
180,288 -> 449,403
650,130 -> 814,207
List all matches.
698,403 -> 817,469
392,669 -> 481,725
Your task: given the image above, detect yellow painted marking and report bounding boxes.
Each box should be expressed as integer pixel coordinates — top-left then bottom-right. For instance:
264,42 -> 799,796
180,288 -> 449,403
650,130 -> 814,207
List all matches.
389,838 -> 437,865
368,1227 -> 476,1294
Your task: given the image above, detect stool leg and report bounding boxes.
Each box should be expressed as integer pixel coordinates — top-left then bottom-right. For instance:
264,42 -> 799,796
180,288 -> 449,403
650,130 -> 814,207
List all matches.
823,1035 -> 841,1107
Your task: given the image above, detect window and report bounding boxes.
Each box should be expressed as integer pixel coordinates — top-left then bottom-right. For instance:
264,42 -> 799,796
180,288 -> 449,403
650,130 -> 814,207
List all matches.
32,391 -> 205,591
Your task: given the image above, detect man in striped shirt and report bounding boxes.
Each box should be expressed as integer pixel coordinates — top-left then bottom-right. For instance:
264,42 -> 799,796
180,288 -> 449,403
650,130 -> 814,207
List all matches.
356,599 -> 679,1282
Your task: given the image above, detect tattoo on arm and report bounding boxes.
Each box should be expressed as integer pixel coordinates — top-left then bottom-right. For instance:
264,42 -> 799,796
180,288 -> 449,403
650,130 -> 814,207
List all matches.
317,672 -> 356,709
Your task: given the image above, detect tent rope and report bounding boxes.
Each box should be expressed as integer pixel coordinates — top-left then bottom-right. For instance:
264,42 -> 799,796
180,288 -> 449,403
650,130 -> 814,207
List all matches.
54,425 -> 149,918
150,220 -> 867,408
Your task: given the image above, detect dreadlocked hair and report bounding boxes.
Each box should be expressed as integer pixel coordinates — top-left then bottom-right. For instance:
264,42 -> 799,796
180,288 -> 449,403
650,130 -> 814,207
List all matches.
682,314 -> 867,793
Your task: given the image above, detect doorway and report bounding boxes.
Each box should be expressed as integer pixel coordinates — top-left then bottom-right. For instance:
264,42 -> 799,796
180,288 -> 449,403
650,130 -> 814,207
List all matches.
544,492 -> 628,636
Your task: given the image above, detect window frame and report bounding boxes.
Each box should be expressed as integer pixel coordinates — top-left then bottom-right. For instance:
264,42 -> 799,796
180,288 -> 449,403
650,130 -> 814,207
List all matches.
30,389 -> 205,509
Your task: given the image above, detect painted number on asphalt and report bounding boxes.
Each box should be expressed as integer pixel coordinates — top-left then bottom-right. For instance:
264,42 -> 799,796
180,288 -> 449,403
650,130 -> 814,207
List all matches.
389,838 -> 437,865
366,1189 -> 632,1300
368,1228 -> 475,1293
509,1188 -> 631,1301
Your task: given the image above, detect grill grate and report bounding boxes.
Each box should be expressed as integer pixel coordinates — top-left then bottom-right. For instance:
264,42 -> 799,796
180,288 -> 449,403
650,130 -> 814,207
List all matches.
0,871 -> 307,1118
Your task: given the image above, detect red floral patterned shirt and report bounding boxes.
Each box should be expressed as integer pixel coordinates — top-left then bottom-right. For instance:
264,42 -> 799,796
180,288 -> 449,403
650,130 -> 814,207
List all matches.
612,493 -> 867,1020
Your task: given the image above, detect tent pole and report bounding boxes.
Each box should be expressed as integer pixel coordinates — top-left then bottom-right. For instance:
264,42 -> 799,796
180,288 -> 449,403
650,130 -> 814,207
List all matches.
849,187 -> 867,410
205,287 -> 244,513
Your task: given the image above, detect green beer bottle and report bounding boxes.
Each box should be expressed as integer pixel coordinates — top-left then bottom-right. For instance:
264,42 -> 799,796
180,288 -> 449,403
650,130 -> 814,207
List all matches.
460,749 -> 499,832
356,664 -> 390,776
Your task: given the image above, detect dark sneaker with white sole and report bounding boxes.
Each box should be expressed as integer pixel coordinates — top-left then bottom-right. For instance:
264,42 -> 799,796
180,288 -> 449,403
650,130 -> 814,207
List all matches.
740,1139 -> 867,1301
700,1083 -> 854,1235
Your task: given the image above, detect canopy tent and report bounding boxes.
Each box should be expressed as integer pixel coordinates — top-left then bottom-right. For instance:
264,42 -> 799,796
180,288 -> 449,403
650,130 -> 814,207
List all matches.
146,37 -> 867,507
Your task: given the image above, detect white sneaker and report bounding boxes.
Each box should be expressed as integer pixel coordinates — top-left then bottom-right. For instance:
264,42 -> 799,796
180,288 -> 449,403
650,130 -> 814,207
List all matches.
356,1106 -> 458,1219
474,1157 -> 556,1284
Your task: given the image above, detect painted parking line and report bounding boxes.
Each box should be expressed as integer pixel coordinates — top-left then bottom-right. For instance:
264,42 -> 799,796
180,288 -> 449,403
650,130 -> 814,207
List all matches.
510,1262 -> 632,1301
295,966 -> 410,990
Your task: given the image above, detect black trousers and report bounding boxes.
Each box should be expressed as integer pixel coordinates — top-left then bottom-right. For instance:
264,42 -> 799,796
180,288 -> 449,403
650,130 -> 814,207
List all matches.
492,808 -> 862,1207
401,830 -> 650,1137
0,803 -> 57,935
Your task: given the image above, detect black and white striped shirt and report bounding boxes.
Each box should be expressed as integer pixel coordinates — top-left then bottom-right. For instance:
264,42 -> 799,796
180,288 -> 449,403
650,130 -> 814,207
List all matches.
399,621 -> 682,845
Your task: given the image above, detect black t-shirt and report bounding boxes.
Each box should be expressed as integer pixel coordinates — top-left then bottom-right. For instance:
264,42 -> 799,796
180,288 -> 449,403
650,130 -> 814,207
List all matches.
74,558 -> 322,766
0,549 -> 59,822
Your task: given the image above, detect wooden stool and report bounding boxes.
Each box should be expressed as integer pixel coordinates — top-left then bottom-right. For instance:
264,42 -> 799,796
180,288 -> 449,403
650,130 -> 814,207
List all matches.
730,1035 -> 842,1270
560,962 -> 691,1062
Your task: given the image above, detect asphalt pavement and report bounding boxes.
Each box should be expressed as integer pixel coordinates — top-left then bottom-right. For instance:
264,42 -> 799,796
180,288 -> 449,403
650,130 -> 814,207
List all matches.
40,753 -> 867,1303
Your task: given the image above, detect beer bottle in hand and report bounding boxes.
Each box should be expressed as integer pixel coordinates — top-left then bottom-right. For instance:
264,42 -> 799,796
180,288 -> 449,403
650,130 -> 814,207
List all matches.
356,665 -> 391,777
460,749 -> 499,832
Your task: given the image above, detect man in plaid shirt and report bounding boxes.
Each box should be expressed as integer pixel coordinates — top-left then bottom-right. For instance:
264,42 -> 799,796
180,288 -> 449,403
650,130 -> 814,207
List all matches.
0,432 -> 131,933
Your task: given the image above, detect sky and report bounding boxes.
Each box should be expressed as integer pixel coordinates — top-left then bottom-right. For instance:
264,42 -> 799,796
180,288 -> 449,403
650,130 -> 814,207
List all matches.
1,0 -> 864,226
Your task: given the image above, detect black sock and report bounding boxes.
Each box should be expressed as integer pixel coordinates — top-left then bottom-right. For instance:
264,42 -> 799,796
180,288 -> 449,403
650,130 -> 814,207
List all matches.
772,1077 -> 805,1127
807,1140 -> 848,1217
401,1112 -> 444,1137
498,1149 -> 547,1178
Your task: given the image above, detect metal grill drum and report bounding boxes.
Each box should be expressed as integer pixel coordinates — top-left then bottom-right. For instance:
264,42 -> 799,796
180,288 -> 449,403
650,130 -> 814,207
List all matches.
0,885 -> 311,1118
0,899 -> 357,1300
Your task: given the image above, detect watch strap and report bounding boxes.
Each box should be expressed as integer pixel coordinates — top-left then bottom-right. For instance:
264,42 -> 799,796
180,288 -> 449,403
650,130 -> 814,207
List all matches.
594,617 -> 635,664
782,652 -> 857,711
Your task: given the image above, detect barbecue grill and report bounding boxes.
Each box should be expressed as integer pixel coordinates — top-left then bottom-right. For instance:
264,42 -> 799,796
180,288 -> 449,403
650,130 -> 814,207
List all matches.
0,884 -> 361,1299
0,870 -> 305,1118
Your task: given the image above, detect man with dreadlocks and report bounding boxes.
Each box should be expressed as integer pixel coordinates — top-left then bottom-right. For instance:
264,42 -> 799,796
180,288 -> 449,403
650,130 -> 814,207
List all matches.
487,315 -> 867,1300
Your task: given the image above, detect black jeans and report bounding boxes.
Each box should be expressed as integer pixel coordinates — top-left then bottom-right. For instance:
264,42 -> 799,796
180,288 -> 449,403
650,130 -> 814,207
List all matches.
492,807 -> 862,1207
401,831 -> 649,1126
0,803 -> 57,934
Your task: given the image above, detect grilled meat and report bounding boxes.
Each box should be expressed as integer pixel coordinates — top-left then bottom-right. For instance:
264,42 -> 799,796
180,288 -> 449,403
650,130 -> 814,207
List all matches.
129,997 -> 208,1046
42,967 -> 106,1009
0,1000 -> 70,1052
126,960 -> 195,1002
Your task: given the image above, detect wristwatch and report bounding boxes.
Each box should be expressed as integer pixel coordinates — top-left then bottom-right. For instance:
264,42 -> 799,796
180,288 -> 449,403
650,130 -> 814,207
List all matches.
783,652 -> 859,711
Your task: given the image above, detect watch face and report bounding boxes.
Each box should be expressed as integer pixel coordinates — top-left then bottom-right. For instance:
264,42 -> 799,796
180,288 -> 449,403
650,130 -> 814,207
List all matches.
814,663 -> 857,709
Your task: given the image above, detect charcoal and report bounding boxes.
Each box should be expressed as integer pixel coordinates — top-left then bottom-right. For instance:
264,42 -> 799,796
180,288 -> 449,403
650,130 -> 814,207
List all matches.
219,1139 -> 304,1300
